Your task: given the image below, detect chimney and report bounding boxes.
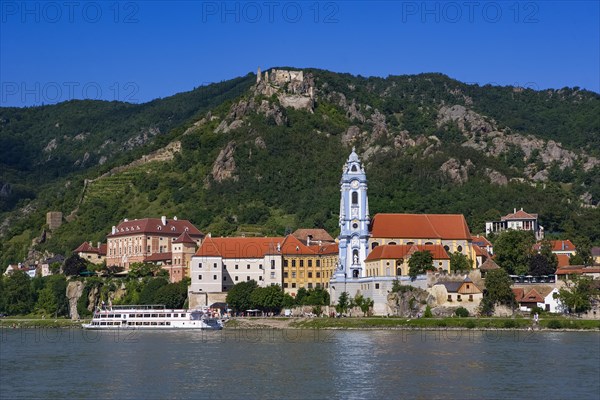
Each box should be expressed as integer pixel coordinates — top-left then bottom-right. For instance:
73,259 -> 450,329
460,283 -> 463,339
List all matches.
514,208 -> 516,214
173,216 -> 178,221
112,226 -> 116,235
307,236 -> 311,246
562,241 -> 565,250
97,242 -> 101,249
277,243 -> 281,252
161,216 -> 167,225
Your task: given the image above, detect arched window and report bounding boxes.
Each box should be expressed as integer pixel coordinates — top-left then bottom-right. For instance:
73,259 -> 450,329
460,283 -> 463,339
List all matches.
352,191 -> 358,204
352,249 -> 359,264
388,241 -> 397,245
457,245 -> 463,252
371,242 -> 379,250
444,245 -> 450,252
425,241 -> 433,245
351,165 -> 357,172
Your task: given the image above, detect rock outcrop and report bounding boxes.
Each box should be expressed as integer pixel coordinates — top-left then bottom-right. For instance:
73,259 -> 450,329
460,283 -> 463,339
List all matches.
66,280 -> 84,320
212,141 -> 238,182
440,158 -> 473,184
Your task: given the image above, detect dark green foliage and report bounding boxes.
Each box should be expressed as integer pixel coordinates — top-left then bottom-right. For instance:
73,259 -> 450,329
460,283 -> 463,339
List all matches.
450,252 -> 472,273
353,294 -> 374,316
138,277 -> 169,305
2,271 -> 33,315
1,69 -> 599,270
226,280 -> 259,312
503,320 -> 517,328
529,254 -> 557,276
455,307 -> 469,318
154,280 -> 189,309
391,280 -> 414,293
493,231 -> 535,275
63,255 -> 89,277
546,320 -> 562,329
424,305 -> 433,318
250,285 -> 285,313
295,287 -> 330,306
555,276 -> 598,314
336,292 -> 350,314
483,268 -> 516,314
408,251 -> 435,281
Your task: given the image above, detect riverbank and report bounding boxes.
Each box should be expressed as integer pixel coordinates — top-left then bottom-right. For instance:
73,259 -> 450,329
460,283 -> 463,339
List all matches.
0,317 -> 88,328
225,316 -> 600,331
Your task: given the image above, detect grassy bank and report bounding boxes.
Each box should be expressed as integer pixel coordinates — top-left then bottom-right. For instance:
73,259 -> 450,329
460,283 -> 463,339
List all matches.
289,317 -> 600,330
0,317 -> 89,328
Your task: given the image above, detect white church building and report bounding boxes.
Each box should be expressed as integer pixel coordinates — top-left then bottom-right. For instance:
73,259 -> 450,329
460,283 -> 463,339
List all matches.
329,149 -> 476,315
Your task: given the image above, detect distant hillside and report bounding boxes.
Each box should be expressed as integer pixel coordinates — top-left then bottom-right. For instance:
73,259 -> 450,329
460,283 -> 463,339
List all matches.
1,68 -> 599,266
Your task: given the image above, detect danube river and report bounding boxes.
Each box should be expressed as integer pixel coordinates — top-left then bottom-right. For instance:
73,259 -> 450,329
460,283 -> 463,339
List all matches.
1,327 -> 599,399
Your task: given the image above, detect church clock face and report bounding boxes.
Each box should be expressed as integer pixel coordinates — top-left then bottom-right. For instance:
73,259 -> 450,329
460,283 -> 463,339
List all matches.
351,179 -> 359,189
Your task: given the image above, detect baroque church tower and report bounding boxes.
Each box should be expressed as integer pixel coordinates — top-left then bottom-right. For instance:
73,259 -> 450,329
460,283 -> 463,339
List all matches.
334,148 -> 370,281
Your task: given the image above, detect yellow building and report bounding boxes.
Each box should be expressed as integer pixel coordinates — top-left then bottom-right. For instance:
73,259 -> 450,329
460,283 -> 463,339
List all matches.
364,244 -> 451,277
368,213 -> 476,267
281,235 -> 338,297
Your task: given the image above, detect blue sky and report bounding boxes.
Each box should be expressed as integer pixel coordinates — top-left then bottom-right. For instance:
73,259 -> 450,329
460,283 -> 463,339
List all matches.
1,1 -> 598,107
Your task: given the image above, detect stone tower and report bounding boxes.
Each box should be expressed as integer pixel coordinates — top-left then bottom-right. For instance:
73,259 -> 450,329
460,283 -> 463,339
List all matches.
334,148 -> 370,281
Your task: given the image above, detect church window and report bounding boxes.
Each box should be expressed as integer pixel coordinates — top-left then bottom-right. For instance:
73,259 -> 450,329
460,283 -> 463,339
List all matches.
198,275 -> 202,280
425,242 -> 433,245
388,242 -> 396,245
386,267 -> 390,276
352,191 -> 358,204
406,242 -> 414,245
371,242 -> 379,250
351,165 -> 357,172
397,267 -> 402,275
444,245 -> 450,252
457,245 -> 463,252
352,223 -> 358,229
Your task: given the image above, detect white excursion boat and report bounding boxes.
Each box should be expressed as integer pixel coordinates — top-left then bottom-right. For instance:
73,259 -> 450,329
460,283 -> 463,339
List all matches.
82,305 -> 223,330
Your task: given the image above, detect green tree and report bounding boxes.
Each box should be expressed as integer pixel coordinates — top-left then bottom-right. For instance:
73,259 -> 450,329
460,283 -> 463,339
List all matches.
295,287 -> 309,305
226,280 -> 258,312
303,287 -> 330,306
555,276 -> 598,314
35,288 -> 57,315
335,291 -> 350,314
154,281 -> 188,309
493,230 -> 535,275
3,270 -> 34,315
129,262 -> 165,278
481,268 -> 516,315
63,254 -> 89,277
529,254 -> 556,276
572,237 -> 592,265
450,252 -> 472,273
251,285 -> 284,313
408,251 -> 435,281
139,277 -> 169,305
355,295 -> 373,316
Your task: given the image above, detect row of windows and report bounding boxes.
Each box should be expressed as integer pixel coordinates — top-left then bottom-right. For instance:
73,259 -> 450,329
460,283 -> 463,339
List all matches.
283,272 -> 323,279
283,259 -> 321,268
197,275 -> 265,282
197,261 -> 277,270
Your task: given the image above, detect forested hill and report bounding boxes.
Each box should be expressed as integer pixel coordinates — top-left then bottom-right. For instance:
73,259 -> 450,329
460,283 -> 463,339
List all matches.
1,68 -> 599,266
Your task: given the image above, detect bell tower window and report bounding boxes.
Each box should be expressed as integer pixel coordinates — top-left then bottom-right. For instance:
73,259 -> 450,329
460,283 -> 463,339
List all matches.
352,191 -> 358,205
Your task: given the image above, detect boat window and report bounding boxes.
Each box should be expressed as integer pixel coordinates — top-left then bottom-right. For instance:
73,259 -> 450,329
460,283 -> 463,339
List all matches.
144,314 -> 151,318
151,314 -> 158,318
136,314 -> 143,318
180,313 -> 186,318
100,322 -> 107,325
173,313 -> 178,317
143,322 -> 150,326
136,322 -> 142,326
115,314 -> 121,318
151,322 -> 158,325
166,322 -> 171,325
166,314 -> 171,317
159,314 -> 165,318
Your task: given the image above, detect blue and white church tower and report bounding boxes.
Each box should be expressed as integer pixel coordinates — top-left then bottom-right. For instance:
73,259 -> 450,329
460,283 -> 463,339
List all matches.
334,147 -> 370,281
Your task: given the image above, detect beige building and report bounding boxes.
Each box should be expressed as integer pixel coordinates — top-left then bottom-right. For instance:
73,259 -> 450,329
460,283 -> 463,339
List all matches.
364,244 -> 450,277
106,216 -> 203,270
74,241 -> 107,265
369,213 -> 476,266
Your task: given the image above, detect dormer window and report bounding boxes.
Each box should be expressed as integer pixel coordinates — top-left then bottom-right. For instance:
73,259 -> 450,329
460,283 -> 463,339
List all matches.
157,226 -> 162,230
171,227 -> 176,231
351,165 -> 357,172
184,227 -> 189,231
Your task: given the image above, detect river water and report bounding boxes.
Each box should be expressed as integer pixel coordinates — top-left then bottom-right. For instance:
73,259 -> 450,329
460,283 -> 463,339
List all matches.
1,327 -> 599,399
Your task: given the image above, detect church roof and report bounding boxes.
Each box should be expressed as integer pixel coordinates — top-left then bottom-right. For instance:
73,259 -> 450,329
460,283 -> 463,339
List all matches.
471,235 -> 492,247
365,244 -> 450,262
370,213 -> 472,240
195,236 -> 284,258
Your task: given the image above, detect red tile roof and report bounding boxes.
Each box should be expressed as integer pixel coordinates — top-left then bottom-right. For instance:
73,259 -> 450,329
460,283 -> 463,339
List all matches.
365,244 -> 449,262
292,228 -> 335,244
108,218 -> 203,238
471,235 -> 492,247
315,242 -> 339,255
555,266 -> 600,275
473,244 -> 491,258
501,209 -> 538,221
281,235 -> 316,255
74,242 -> 107,255
195,236 -> 284,258
145,252 -> 172,262
513,288 -> 544,303
556,254 -> 571,268
370,213 -> 471,240
479,258 -> 500,271
74,242 -> 97,253
173,231 -> 197,245
532,240 -> 577,253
